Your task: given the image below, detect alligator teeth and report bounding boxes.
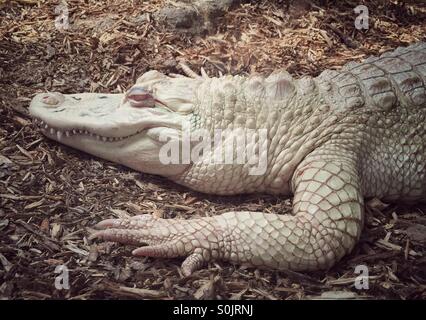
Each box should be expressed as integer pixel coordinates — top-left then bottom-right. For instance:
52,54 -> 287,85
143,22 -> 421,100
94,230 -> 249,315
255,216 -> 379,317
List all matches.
36,123 -> 132,142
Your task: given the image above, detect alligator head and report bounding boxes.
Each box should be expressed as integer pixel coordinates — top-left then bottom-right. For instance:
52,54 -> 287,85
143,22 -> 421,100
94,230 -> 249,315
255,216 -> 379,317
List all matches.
30,68 -> 305,194
29,71 -> 199,176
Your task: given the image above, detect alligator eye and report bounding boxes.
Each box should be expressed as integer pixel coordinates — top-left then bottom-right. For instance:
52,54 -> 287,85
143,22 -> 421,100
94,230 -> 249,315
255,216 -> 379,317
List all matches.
129,93 -> 150,101
126,87 -> 155,108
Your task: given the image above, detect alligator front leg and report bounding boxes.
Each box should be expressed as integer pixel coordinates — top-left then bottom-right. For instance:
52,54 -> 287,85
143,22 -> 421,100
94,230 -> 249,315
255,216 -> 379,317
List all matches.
92,157 -> 364,274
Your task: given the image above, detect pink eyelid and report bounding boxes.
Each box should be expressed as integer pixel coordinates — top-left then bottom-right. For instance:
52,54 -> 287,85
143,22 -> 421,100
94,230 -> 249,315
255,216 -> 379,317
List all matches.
124,87 -> 168,108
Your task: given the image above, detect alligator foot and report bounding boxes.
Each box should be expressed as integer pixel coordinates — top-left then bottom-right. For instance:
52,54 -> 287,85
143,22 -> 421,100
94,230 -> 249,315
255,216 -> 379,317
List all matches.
91,214 -> 222,276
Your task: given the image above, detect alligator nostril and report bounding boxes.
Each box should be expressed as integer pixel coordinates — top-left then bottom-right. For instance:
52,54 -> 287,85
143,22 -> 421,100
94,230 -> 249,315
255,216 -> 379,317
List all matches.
43,96 -> 59,105
41,92 -> 65,107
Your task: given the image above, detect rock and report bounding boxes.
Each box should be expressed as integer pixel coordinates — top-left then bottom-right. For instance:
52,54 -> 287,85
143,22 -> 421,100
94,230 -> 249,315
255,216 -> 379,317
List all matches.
154,0 -> 241,34
197,0 -> 237,19
155,4 -> 202,30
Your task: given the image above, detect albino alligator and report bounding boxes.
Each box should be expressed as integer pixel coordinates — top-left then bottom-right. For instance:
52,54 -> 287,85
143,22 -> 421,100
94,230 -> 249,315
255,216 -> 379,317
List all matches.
29,43 -> 426,276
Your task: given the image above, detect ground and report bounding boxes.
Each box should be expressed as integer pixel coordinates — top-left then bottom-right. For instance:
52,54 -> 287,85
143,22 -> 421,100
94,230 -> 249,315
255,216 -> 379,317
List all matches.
0,0 -> 425,300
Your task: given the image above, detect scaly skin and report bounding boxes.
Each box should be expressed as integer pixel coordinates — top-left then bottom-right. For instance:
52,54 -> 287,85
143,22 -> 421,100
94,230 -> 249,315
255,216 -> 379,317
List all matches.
30,43 -> 426,275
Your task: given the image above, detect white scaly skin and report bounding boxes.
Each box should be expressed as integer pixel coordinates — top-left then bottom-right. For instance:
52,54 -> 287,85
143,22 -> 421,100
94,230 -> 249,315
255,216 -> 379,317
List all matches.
29,43 -> 426,275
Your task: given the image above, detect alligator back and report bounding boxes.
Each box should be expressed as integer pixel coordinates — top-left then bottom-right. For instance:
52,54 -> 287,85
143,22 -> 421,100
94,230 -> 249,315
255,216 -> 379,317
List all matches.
316,42 -> 426,113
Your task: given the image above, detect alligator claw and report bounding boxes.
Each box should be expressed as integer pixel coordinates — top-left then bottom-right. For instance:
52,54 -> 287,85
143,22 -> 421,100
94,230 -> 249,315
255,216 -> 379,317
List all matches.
91,214 -> 220,276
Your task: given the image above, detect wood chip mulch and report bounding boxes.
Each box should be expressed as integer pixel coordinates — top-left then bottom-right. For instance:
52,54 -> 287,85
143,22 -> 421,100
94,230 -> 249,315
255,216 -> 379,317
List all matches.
0,0 -> 425,300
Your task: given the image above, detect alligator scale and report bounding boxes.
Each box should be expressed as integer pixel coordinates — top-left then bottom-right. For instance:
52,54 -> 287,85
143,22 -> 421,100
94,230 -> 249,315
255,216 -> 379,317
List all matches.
29,43 -> 426,275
